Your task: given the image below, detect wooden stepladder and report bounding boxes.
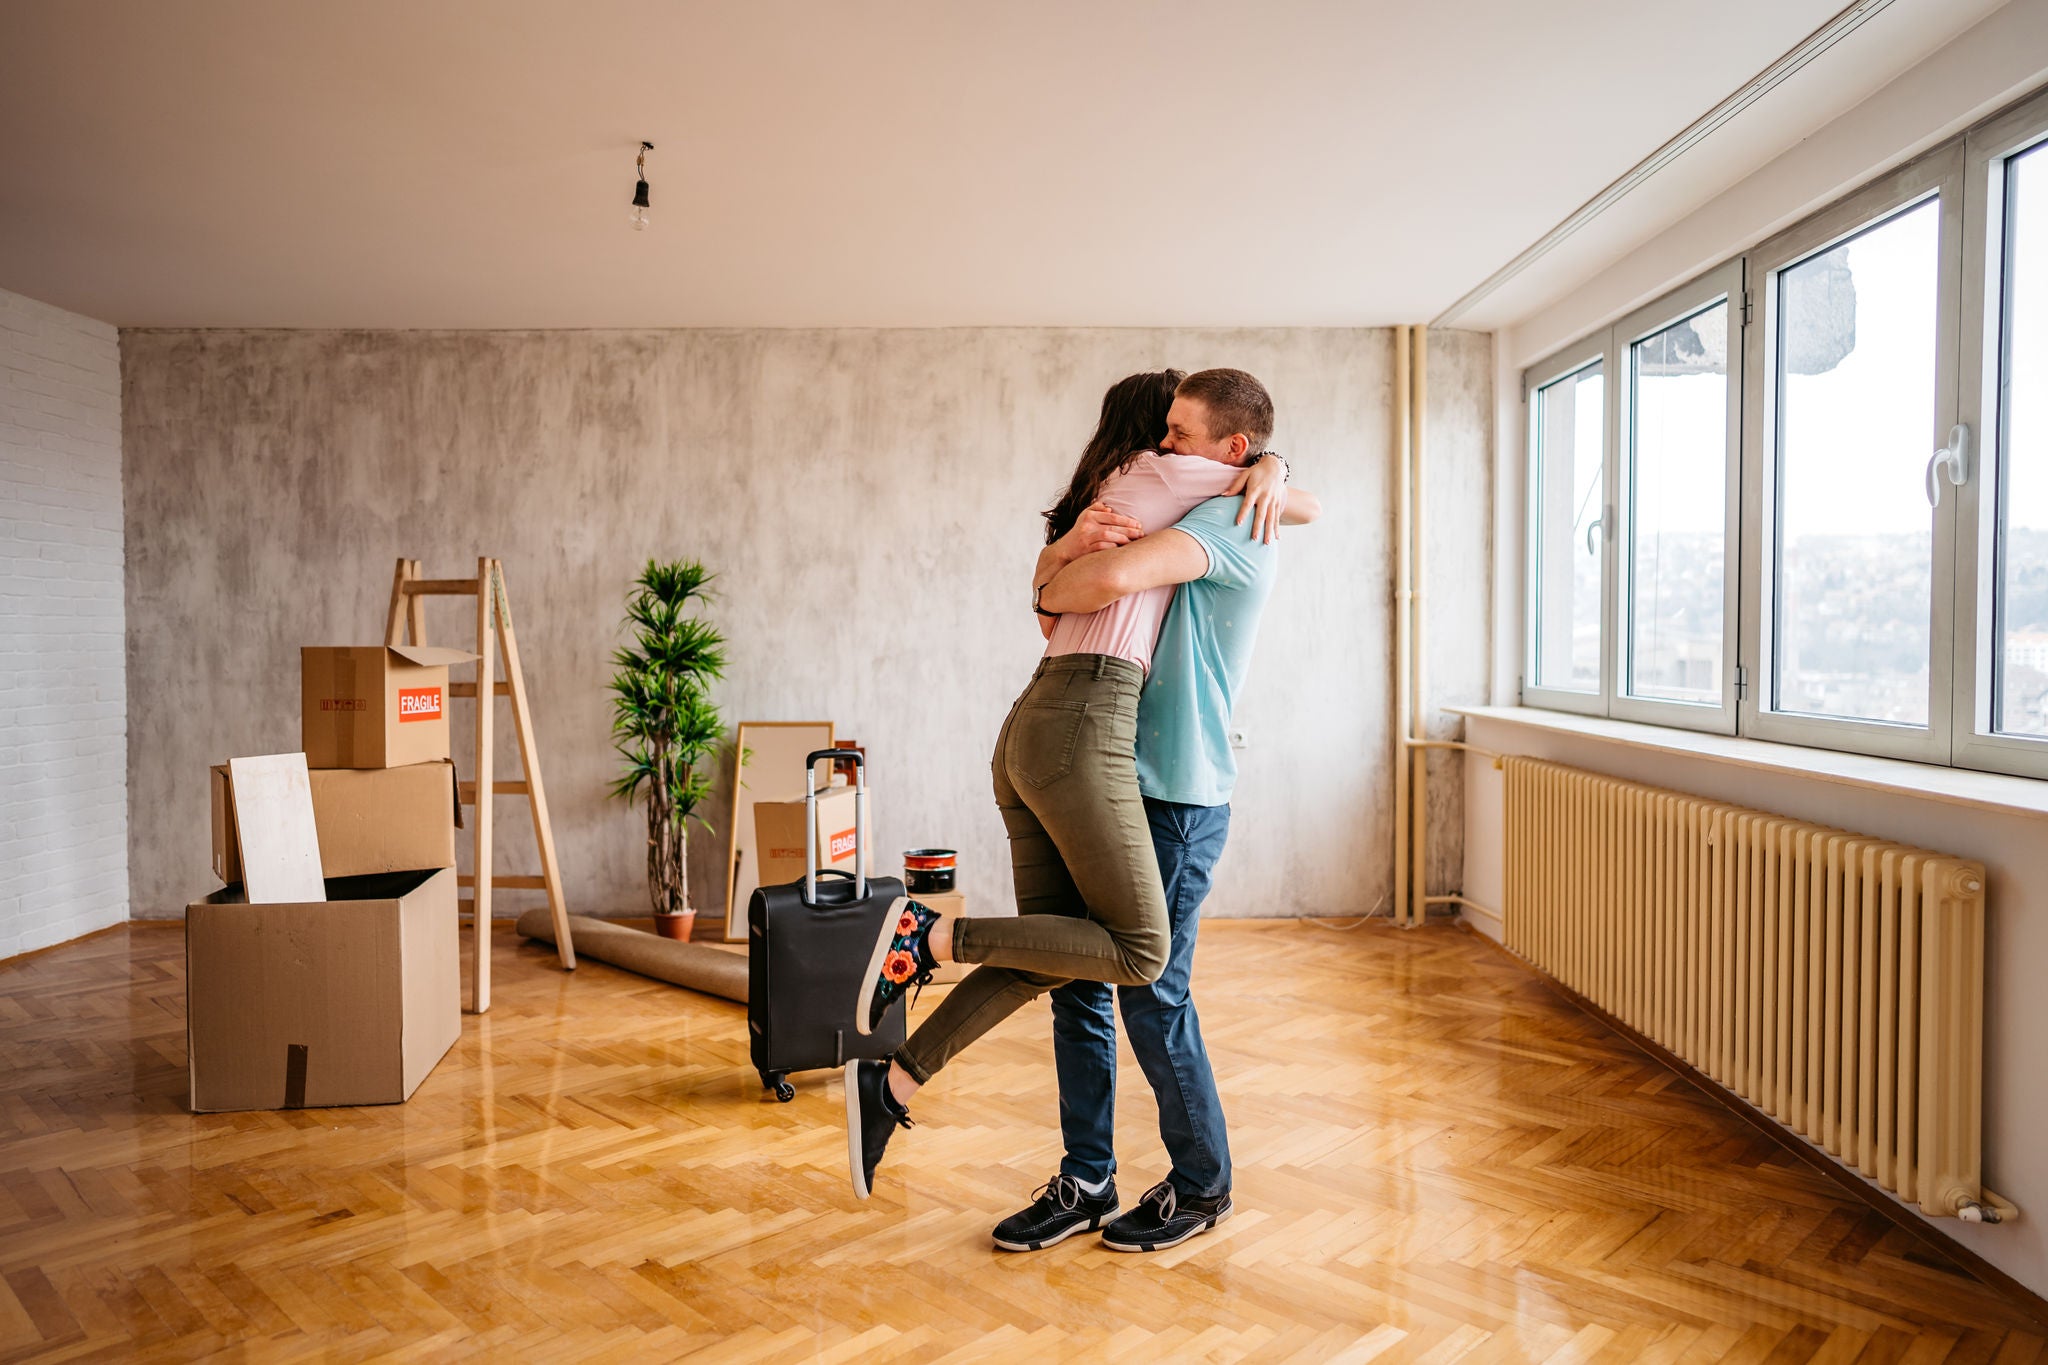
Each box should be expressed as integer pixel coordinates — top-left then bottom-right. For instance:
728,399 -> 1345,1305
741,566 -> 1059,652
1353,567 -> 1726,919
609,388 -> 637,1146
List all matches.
386,558 -> 574,1012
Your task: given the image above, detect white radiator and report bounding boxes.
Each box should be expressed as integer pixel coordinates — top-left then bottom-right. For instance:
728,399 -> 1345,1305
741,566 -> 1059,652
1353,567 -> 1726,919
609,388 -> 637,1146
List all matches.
1502,755 -> 2012,1222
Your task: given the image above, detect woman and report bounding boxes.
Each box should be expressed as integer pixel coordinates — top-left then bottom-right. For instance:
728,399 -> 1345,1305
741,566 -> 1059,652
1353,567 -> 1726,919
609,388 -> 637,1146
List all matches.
844,369 -> 1314,1198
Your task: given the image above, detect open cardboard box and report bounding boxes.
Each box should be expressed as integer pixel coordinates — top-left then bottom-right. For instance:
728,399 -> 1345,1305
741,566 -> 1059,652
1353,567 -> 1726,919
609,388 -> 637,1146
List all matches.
185,867 -> 460,1112
301,645 -> 475,769
211,758 -> 459,885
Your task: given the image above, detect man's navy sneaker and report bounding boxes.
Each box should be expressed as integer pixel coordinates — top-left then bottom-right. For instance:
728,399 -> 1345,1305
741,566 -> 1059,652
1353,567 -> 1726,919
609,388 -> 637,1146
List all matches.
1099,1179 -> 1232,1252
991,1174 -> 1121,1252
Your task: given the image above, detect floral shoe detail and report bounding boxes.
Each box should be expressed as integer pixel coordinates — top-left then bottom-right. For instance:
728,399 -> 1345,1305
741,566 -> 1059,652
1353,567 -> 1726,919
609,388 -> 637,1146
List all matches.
854,897 -> 942,1036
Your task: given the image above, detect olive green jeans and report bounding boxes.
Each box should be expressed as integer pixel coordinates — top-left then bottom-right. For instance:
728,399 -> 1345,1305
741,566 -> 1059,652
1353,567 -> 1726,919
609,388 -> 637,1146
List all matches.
896,654 -> 1169,1085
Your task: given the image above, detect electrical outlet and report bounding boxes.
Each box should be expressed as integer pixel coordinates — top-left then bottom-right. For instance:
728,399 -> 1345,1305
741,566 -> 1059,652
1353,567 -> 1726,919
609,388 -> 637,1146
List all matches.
1227,727 -> 1249,750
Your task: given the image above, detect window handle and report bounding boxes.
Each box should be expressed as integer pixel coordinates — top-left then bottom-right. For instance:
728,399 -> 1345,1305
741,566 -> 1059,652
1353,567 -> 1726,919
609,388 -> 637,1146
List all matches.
1925,423 -> 1970,508
1585,516 -> 1603,555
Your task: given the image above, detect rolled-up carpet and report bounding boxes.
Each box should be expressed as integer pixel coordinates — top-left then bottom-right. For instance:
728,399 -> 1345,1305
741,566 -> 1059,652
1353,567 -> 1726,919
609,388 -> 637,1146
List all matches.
516,909 -> 748,1004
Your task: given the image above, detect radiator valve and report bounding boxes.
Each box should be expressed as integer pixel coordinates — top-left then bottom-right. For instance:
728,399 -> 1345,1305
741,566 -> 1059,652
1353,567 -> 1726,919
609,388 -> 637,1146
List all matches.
1957,1197 -> 2004,1224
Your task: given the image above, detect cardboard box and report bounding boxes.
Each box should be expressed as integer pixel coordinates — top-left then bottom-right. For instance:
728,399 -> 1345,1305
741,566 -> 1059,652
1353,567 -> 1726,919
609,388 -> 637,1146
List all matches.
185,867 -> 460,1113
211,759 -> 460,886
753,788 -> 859,889
301,645 -> 474,769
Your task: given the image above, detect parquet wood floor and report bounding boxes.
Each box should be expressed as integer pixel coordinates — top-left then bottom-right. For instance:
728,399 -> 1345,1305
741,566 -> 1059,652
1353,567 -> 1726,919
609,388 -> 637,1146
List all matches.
1,919 -> 2042,1363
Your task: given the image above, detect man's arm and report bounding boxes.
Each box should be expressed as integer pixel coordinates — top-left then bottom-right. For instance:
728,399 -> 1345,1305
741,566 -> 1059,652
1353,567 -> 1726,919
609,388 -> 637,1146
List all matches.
1281,488 -> 1323,523
1038,529 -> 1209,615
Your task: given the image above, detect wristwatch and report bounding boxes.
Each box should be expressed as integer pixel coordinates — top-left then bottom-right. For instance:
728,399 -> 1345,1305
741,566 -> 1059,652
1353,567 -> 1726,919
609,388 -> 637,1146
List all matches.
1033,580 -> 1058,618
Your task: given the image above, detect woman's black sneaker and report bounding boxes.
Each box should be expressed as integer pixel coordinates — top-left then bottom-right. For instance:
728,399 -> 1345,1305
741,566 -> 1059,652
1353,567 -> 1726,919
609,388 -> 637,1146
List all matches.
991,1174 -> 1121,1252
1099,1179 -> 1232,1252
845,1057 -> 912,1200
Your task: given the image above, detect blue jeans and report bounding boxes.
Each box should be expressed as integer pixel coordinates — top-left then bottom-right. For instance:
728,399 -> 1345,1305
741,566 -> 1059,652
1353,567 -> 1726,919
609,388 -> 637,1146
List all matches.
1050,797 -> 1231,1200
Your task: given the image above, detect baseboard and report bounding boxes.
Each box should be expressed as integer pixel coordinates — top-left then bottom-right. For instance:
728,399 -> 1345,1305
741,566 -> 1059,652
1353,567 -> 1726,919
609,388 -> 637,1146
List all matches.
0,918 -> 151,969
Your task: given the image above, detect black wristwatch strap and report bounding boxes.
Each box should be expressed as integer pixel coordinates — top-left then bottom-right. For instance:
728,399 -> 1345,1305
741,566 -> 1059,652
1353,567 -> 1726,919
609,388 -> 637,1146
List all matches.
1033,581 -> 1058,618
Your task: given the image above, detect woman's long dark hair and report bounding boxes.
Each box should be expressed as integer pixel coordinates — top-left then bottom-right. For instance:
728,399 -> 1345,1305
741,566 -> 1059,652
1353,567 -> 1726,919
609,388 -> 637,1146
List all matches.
1042,368 -> 1185,545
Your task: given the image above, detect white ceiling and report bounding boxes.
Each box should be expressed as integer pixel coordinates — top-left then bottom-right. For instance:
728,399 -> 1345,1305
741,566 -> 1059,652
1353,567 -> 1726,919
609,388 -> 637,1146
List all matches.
0,0 -> 2014,329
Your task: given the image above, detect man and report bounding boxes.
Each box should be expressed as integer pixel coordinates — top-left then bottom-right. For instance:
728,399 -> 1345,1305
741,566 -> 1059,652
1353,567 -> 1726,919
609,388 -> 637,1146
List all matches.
993,368 -> 1305,1253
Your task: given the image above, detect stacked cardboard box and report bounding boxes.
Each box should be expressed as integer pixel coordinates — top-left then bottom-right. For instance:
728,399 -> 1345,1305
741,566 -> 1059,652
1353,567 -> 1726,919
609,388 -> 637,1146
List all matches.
752,788 -> 859,890
190,644 -> 472,1113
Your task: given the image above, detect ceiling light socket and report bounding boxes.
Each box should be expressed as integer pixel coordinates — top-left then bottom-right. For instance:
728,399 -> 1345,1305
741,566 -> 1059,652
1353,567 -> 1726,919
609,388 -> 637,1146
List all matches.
630,141 -> 653,230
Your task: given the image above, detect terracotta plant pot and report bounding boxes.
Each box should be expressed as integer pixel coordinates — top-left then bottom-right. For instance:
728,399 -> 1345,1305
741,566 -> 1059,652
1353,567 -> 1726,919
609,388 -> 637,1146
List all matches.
654,909 -> 697,941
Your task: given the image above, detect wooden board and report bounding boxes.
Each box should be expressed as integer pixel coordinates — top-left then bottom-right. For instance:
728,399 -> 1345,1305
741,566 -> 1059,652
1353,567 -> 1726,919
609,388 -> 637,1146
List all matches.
227,753 -> 326,904
722,721 -> 833,940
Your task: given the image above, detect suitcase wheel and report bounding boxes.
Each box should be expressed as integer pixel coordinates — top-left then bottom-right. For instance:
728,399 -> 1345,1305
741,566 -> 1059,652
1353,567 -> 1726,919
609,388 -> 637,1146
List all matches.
760,1070 -> 795,1102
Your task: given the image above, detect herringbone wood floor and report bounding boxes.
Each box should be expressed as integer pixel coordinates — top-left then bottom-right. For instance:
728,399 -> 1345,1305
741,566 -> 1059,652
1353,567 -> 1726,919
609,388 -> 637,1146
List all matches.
1,919 -> 2042,1363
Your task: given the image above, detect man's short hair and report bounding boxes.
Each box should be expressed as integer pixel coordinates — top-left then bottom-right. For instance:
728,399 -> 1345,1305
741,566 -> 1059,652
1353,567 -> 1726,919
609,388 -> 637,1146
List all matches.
1177,368 -> 1274,450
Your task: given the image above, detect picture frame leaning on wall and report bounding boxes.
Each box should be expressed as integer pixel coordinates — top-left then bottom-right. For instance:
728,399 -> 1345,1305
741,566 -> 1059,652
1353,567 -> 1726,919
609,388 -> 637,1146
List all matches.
723,721 -> 834,941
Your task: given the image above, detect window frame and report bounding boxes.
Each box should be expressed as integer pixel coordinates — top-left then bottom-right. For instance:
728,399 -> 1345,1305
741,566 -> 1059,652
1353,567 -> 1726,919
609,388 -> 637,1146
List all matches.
1953,85 -> 2048,779
1736,143 -> 1964,764
1608,260 -> 1744,735
1522,335 -> 1616,716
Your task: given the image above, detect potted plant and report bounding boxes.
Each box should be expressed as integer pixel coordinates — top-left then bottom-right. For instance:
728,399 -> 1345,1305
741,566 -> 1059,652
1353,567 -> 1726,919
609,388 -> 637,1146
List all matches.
609,559 -> 729,940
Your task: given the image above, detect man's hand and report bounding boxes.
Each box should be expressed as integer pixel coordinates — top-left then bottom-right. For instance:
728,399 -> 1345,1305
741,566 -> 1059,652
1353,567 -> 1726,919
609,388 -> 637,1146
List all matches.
1225,457 -> 1289,544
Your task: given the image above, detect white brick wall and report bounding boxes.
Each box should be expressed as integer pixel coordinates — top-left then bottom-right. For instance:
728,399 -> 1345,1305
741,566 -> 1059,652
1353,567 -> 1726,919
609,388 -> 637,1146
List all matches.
0,287 -> 126,958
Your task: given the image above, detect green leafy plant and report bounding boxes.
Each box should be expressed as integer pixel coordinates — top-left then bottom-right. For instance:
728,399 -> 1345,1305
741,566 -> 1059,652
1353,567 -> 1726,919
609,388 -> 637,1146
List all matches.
609,559 -> 729,918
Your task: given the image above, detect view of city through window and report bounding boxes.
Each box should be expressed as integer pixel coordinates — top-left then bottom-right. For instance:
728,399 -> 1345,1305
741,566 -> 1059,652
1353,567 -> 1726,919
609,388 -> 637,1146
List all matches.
1627,302 -> 1728,705
1533,364 -> 1603,693
1773,199 -> 1939,728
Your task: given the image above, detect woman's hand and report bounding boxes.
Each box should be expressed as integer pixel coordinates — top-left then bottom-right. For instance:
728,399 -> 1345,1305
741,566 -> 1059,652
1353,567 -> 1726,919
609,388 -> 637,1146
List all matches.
1058,501 -> 1145,562
1225,455 -> 1289,544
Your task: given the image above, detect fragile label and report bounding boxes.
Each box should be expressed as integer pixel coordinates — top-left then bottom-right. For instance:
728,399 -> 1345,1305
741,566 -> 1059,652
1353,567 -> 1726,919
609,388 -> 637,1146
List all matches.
319,697 -> 367,713
828,827 -> 857,862
398,687 -> 443,723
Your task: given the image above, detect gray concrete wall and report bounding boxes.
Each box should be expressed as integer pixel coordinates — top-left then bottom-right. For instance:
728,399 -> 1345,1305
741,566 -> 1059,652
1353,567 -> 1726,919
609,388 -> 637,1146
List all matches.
120,327 -> 1491,923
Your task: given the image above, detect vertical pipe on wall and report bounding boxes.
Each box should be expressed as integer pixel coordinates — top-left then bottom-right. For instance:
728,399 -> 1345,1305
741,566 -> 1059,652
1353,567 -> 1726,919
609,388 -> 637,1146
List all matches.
1410,326 -> 1430,929
1392,327 -> 1413,928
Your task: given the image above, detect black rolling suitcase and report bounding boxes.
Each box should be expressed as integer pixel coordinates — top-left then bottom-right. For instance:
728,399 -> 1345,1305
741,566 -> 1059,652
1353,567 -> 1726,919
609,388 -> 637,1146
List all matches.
747,749 -> 907,1101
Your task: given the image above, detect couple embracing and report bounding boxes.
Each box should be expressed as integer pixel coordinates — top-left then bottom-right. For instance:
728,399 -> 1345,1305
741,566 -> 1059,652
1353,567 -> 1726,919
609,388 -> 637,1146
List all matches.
847,367 -> 1321,1254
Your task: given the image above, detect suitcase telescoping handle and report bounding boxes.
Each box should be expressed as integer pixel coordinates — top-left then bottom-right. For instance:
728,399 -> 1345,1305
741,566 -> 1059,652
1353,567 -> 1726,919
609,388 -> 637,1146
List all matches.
804,749 -> 868,904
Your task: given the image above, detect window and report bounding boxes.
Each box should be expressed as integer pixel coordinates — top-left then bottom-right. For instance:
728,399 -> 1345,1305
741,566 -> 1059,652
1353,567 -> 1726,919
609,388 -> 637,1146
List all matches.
1526,265 -> 1741,732
1766,197 -> 1945,734
1956,92 -> 2048,780
1993,141 -> 2048,738
1522,89 -> 2048,775
1526,354 -> 1607,707
1614,262 -> 1742,732
1626,305 -> 1729,704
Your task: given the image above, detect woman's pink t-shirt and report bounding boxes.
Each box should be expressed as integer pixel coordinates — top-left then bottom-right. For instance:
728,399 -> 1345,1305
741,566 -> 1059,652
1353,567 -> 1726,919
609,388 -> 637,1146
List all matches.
1045,451 -> 1241,672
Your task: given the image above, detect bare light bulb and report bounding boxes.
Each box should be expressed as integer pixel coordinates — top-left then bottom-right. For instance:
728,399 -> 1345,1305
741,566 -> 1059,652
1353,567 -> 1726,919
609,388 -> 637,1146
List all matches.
629,141 -> 653,231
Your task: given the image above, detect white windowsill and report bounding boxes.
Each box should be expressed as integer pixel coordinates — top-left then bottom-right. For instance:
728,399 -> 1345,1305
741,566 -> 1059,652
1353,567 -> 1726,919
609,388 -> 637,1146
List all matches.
1450,705 -> 2048,821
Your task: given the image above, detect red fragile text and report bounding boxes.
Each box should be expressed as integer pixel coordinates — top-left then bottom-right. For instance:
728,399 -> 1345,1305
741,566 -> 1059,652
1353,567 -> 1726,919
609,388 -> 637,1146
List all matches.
397,687 -> 443,723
